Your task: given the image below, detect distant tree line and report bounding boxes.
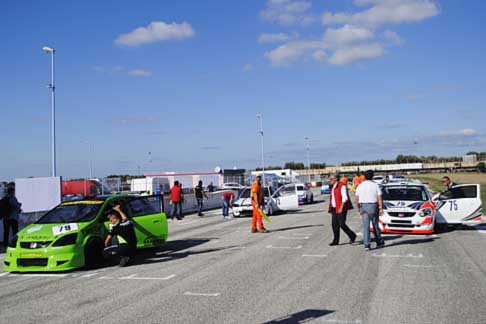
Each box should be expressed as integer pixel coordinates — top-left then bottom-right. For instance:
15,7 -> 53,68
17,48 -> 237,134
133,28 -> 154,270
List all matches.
341,154 -> 465,166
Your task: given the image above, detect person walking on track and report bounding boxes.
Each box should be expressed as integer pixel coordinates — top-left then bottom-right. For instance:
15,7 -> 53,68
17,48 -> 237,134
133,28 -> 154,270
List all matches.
328,175 -> 356,246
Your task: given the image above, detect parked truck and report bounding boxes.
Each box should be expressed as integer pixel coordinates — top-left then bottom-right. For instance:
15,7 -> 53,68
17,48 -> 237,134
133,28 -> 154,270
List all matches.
130,177 -> 170,195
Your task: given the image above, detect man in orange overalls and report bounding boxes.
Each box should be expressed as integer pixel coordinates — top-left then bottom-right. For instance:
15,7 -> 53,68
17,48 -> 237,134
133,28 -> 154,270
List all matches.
251,175 -> 268,233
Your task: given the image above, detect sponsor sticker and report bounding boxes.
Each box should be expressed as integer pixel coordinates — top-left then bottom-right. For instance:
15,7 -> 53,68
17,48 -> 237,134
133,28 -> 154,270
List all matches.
61,201 -> 104,206
52,223 -> 79,236
26,225 -> 43,234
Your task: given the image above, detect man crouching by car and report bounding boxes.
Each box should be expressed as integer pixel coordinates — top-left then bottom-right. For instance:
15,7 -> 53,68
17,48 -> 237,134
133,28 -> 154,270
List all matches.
103,205 -> 137,267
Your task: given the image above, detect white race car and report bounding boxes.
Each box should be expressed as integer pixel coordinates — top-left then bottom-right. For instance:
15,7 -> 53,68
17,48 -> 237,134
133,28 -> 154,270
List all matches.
377,184 -> 437,234
232,184 -> 299,217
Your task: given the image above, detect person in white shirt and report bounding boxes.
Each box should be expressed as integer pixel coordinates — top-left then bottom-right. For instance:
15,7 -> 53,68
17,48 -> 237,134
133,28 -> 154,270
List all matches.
328,175 -> 356,246
355,170 -> 385,251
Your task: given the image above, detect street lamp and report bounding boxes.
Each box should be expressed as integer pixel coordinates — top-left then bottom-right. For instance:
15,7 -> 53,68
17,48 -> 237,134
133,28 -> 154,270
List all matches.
305,137 -> 310,183
83,141 -> 94,179
256,114 -> 265,188
43,46 -> 56,177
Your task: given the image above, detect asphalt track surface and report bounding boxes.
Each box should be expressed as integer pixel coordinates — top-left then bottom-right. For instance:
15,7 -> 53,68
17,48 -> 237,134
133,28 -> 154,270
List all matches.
1,191 -> 486,324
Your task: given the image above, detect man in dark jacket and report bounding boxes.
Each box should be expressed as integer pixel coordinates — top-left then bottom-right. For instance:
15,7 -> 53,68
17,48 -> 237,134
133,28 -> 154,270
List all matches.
328,174 -> 356,246
195,180 -> 208,216
1,187 -> 22,247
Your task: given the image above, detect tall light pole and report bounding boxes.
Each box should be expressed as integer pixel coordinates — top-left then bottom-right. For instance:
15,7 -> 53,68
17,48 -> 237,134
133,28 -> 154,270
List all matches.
83,141 -> 94,179
256,114 -> 265,188
305,137 -> 310,183
43,46 -> 56,177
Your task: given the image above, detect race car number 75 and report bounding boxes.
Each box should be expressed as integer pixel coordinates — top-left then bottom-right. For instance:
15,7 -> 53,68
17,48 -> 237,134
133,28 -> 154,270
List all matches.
449,200 -> 458,211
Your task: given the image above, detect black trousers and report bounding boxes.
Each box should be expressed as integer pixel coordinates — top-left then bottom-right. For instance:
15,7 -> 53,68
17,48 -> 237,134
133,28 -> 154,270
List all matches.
331,208 -> 356,243
103,244 -> 130,265
3,218 -> 19,246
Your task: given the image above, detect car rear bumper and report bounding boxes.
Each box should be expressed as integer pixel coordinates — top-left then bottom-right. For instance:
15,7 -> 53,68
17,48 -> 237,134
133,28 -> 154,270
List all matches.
3,245 -> 84,272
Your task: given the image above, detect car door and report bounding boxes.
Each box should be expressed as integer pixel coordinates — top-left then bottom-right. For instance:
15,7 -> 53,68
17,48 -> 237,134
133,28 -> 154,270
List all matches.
126,195 -> 167,248
435,184 -> 482,224
272,184 -> 299,211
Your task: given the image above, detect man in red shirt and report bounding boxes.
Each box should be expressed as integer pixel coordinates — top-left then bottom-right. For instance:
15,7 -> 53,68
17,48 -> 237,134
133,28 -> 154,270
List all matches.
170,181 -> 182,220
328,174 -> 356,246
221,191 -> 235,219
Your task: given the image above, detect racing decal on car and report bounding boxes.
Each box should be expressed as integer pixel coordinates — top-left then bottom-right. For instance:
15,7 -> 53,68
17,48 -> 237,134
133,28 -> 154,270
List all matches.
144,236 -> 165,246
407,202 -> 424,210
26,225 -> 43,234
461,206 -> 483,221
52,223 -> 79,236
61,201 -> 104,206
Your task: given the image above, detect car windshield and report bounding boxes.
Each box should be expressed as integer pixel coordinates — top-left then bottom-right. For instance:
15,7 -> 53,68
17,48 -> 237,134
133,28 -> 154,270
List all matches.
382,187 -> 428,201
297,186 -> 305,191
37,201 -> 103,224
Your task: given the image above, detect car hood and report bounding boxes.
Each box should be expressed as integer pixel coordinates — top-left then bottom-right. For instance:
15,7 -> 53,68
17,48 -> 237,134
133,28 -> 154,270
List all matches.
18,222 -> 89,242
384,201 -> 427,211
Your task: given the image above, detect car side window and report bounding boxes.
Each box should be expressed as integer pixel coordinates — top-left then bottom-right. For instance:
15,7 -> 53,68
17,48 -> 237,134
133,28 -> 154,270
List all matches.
102,200 -> 125,220
440,186 -> 477,200
127,196 -> 160,217
278,185 -> 295,197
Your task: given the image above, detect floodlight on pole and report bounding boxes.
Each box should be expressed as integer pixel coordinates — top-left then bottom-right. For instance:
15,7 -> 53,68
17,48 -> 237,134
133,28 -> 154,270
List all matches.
43,45 -> 56,177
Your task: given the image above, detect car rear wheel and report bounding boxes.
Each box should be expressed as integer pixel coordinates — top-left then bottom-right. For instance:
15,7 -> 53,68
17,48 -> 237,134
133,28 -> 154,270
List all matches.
84,239 -> 104,269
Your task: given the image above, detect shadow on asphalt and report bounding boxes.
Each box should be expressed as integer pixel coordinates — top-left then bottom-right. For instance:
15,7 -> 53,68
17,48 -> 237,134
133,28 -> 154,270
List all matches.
381,237 -> 439,248
262,309 -> 335,324
133,239 -> 234,265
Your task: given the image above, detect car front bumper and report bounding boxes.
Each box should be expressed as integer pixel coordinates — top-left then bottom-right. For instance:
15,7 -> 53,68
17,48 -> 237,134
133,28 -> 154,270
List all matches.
3,244 -> 85,272
371,215 -> 435,234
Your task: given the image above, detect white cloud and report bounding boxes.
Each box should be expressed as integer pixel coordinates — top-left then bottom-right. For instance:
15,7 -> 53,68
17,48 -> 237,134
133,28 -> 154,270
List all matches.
258,33 -> 292,43
324,24 -> 374,45
322,0 -> 440,28
328,43 -> 385,65
383,30 -> 403,45
438,129 -> 479,137
261,0 -> 314,26
115,21 -> 194,47
265,40 -> 324,66
128,69 -> 152,77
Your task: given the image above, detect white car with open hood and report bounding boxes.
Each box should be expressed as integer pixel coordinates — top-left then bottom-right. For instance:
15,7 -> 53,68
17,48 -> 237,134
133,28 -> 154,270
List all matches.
232,184 -> 299,217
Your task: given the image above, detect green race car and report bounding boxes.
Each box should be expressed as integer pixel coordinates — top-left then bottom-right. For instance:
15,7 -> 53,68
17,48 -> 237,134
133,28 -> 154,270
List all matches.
3,194 -> 168,272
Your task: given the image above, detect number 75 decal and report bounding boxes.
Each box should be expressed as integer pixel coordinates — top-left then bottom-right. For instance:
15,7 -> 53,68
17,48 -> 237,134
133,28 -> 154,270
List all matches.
449,200 -> 458,211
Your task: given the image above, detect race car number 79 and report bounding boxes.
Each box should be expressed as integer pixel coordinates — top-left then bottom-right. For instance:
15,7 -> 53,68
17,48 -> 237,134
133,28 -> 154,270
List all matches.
52,223 -> 79,236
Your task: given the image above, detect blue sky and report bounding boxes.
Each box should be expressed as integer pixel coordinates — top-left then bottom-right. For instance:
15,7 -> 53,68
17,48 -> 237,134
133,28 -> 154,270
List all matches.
1,0 -> 485,180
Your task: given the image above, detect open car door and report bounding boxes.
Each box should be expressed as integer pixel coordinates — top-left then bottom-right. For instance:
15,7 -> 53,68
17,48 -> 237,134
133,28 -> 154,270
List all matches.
272,184 -> 299,211
435,184 -> 482,225
125,195 -> 168,248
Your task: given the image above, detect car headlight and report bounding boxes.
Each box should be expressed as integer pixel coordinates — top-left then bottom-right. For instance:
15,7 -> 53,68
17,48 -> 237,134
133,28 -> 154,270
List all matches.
8,234 -> 18,248
419,208 -> 433,217
52,233 -> 78,247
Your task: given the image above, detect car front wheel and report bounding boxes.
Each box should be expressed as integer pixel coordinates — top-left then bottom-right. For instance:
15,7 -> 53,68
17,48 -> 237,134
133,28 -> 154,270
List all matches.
84,239 -> 104,269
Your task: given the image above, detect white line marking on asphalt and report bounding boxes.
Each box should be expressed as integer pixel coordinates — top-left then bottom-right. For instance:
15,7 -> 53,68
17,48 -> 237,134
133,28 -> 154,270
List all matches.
302,254 -> 327,258
266,245 -> 303,250
292,233 -> 311,236
372,253 -> 424,259
99,276 -> 114,279
278,236 -> 310,240
404,264 -> 440,268
146,256 -> 172,261
121,274 -> 138,280
184,292 -> 220,297
426,234 -> 439,238
0,273 -> 8,277
177,220 -> 200,226
356,232 -> 363,236
125,274 -> 176,281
